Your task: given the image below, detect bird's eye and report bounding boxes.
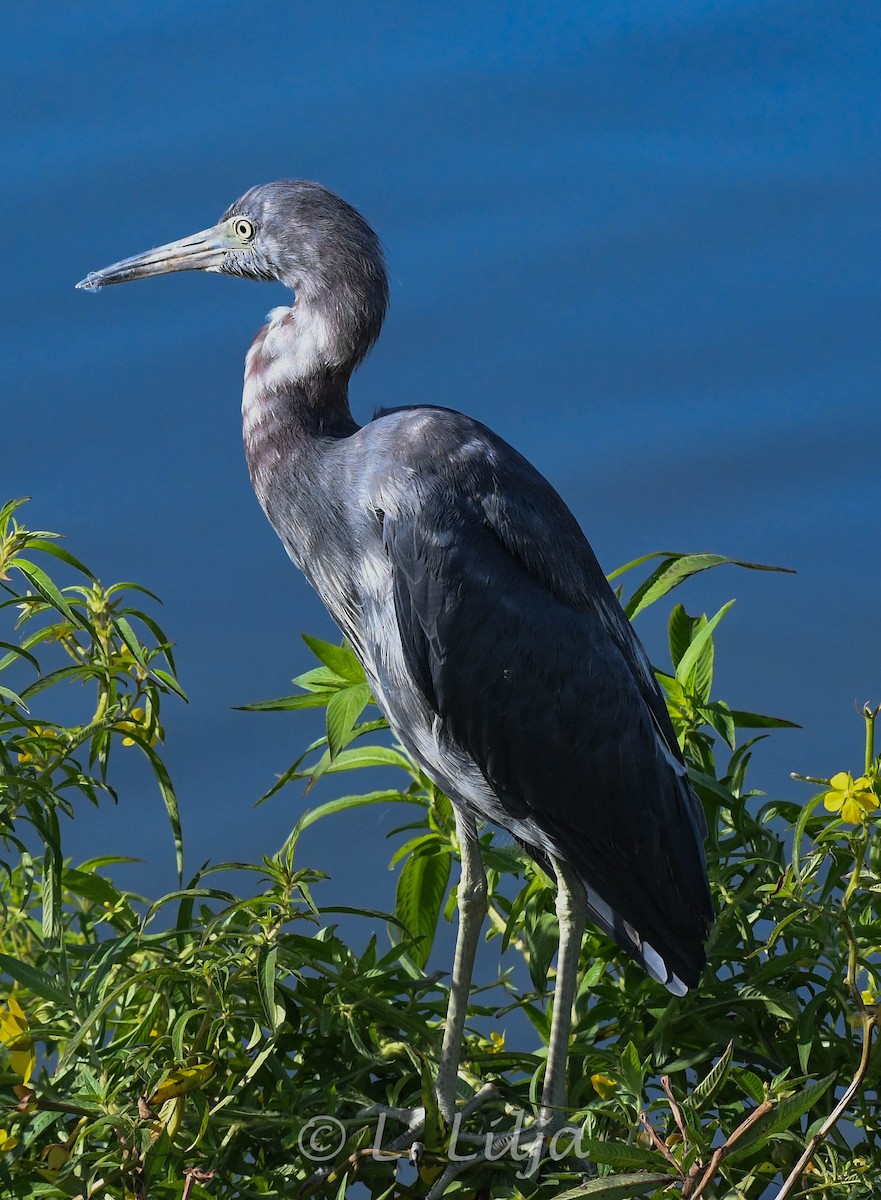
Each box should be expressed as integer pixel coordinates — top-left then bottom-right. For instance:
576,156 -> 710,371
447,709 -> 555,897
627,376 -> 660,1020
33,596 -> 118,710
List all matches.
233,217 -> 255,242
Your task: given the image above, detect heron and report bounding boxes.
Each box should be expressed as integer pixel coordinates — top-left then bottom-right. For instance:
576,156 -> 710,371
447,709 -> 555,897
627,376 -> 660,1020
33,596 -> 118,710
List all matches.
77,180 -> 713,1141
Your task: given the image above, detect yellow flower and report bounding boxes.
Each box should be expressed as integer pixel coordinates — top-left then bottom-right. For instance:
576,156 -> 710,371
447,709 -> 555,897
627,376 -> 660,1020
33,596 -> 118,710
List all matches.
489,1031 -> 505,1052
861,987 -> 878,1007
0,1128 -> 19,1154
822,772 -> 879,825
0,997 -> 35,1085
16,727 -> 58,765
590,1072 -> 618,1099
118,707 -> 160,747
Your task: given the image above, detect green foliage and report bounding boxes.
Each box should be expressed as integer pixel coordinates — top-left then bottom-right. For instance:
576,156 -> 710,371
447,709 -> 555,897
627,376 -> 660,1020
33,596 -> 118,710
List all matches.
0,502 -> 878,1199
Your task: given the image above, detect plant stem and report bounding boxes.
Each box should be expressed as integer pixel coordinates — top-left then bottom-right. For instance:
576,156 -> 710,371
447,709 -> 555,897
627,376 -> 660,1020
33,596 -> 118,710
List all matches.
685,1098 -> 774,1199
771,1013 -> 874,1200
864,704 -> 877,775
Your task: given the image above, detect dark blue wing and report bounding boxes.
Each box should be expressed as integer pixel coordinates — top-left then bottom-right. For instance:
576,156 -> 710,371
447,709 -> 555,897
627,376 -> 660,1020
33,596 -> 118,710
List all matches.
380,409 -> 712,987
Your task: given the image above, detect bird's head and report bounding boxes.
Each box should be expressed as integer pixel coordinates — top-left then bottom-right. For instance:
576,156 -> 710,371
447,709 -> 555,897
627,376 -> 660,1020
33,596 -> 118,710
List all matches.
77,180 -> 389,372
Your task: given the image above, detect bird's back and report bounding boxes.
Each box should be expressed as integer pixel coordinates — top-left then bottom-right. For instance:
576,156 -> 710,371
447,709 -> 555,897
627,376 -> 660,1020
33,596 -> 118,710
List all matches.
280,405 -> 713,993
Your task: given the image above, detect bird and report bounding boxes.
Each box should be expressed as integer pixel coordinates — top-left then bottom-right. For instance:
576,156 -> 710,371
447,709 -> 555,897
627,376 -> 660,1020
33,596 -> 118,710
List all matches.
77,179 -> 713,1134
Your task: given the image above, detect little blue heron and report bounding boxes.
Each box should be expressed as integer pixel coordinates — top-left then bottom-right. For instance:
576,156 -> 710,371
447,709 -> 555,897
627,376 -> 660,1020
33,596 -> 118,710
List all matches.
77,180 -> 712,1135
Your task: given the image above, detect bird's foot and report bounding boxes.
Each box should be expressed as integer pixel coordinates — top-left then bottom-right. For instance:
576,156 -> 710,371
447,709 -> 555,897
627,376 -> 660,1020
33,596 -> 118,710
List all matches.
418,1113 -> 568,1200
357,1089 -> 577,1198
358,1079 -> 499,1154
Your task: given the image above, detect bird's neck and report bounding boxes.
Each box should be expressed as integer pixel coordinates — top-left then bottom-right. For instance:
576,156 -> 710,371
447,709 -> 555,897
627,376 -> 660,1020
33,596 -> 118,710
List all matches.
242,304 -> 358,487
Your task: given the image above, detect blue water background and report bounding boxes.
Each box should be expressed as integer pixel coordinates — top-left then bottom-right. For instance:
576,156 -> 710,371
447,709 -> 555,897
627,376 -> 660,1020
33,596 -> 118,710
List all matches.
2,4 -> 879,937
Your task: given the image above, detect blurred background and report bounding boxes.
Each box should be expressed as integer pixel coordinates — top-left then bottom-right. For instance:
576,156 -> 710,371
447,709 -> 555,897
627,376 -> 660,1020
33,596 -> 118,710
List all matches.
2,2 -> 878,923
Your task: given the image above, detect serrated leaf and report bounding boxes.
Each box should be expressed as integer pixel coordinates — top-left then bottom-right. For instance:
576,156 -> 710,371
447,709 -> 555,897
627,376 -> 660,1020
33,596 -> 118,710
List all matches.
675,601 -> 733,691
701,701 -> 736,748
668,603 -> 696,668
292,665 -> 350,692
395,846 -> 452,968
326,683 -> 370,760
686,1041 -> 733,1112
301,634 -> 365,682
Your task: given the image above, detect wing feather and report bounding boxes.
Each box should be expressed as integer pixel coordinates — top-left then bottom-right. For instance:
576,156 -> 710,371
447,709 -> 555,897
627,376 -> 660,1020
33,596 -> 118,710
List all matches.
376,409 -> 712,986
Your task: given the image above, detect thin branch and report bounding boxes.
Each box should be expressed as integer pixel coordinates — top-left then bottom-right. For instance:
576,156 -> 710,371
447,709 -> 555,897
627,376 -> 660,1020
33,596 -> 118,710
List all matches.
639,1109 -> 684,1177
771,1016 -> 874,1200
684,1099 -> 774,1200
661,1074 -> 690,1147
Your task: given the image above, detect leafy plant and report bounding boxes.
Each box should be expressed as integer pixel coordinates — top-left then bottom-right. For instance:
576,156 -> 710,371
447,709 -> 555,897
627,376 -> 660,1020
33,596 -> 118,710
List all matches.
0,502 -> 877,1199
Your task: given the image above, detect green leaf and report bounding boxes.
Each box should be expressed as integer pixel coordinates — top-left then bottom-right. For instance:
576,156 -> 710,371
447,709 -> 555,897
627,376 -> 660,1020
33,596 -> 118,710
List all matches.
619,1041 -> 645,1099
41,807 -> 62,947
733,1068 -> 765,1105
796,994 -> 828,1074
623,551 -> 792,620
27,538 -> 97,580
728,710 -> 800,730
301,634 -> 365,683
149,667 -> 188,702
675,601 -> 734,691
526,911 -> 560,994
701,701 -> 736,748
307,743 -> 414,785
737,984 -> 799,1021
0,953 -> 67,1005
12,560 -> 97,638
114,615 -> 150,670
236,691 -> 337,712
555,1172 -> 674,1199
729,1072 -> 837,1158
326,683 -> 371,760
62,866 -> 125,909
292,665 -> 353,692
394,845 -> 452,968
668,603 -> 696,668
686,1040 -> 734,1113
298,790 -> 423,832
575,1138 -> 667,1171
257,943 -> 281,1033
128,737 -> 184,880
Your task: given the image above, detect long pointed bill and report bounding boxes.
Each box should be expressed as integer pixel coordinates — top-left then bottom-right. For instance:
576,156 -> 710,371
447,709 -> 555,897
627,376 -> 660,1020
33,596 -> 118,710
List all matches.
76,225 -> 237,291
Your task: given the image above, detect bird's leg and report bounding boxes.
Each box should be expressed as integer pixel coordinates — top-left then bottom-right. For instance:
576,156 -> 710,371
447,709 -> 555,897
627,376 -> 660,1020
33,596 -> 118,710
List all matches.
359,810 -> 489,1152
418,867 -> 589,1199
435,809 -> 488,1123
538,858 -> 587,1132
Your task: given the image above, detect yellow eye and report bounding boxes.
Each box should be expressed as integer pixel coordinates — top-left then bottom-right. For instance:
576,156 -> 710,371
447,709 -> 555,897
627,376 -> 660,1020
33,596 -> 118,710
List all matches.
233,217 -> 255,242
